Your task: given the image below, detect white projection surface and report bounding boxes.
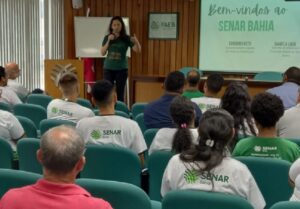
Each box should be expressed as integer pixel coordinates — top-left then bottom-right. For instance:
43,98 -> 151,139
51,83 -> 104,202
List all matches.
199,0 -> 300,73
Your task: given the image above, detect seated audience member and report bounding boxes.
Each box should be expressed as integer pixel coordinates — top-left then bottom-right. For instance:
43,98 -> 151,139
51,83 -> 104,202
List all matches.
220,82 -> 257,148
0,66 -> 22,107
32,88 -> 45,94
149,96 -> 198,155
76,80 -> 147,166
267,66 -> 300,109
233,92 -> 300,163
182,69 -> 204,99
289,158 -> 300,201
144,71 -> 202,129
0,126 -> 112,209
5,62 -> 30,101
161,109 -> 265,209
277,88 -> 300,138
191,73 -> 223,113
0,109 -> 25,150
47,72 -> 94,123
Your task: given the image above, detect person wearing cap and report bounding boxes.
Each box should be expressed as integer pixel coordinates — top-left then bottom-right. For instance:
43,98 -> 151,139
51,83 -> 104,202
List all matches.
47,72 -> 94,123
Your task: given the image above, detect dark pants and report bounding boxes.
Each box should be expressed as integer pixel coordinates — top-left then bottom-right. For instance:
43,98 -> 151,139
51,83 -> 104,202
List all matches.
104,69 -> 128,102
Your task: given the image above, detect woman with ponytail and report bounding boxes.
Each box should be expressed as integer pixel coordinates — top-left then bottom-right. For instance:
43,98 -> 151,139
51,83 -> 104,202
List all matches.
161,108 -> 265,209
149,96 -> 198,155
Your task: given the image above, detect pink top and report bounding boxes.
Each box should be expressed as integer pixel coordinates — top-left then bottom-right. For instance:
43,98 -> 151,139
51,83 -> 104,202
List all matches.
0,179 -> 112,209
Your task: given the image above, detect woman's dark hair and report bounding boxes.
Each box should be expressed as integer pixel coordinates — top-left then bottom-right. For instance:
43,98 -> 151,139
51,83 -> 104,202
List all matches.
108,16 -> 127,37
180,108 -> 234,172
220,82 -> 256,148
170,96 -> 195,153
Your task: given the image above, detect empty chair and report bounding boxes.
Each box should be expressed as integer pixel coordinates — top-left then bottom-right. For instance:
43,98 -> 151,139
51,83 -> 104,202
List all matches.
132,103 -> 147,119
13,104 -> 47,128
179,67 -> 202,78
81,144 -> 142,187
115,101 -> 130,115
17,138 -> 42,174
39,119 -> 76,135
269,201 -> 300,209
0,169 -> 41,198
254,71 -> 283,81
16,116 -> 38,138
76,178 -> 160,209
0,102 -> 12,112
148,151 -> 173,201
27,94 -> 53,109
162,190 -> 254,209
236,156 -> 292,209
77,98 -> 93,110
135,113 -> 147,134
0,138 -> 14,169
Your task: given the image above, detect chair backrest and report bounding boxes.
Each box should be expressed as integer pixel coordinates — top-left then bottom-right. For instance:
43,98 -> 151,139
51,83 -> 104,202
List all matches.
270,201 -> 300,209
13,104 -> 47,128
148,151 -> 174,201
17,138 -> 42,174
39,119 -> 76,136
253,71 -> 283,81
135,113 -> 147,134
116,101 -> 130,115
76,178 -> 152,209
77,98 -> 93,110
235,156 -> 292,209
115,110 -> 130,118
179,67 -> 203,78
132,103 -> 147,119
16,116 -> 38,138
162,190 -> 254,209
0,169 -> 41,198
143,128 -> 159,167
27,94 -> 53,109
0,102 -> 12,112
0,138 -> 14,169
81,144 -> 142,187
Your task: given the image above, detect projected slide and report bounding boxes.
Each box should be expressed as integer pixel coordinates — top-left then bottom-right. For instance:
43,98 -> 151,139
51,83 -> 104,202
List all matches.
199,0 -> 300,73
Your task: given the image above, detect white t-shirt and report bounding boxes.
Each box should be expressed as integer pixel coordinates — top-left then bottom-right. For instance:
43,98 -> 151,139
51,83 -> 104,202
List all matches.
161,154 -> 265,209
191,97 -> 220,113
0,86 -> 22,107
47,99 -> 94,123
289,158 -> 300,201
7,79 -> 29,100
277,104 -> 300,139
76,115 -> 147,154
149,128 -> 198,155
0,110 -> 24,150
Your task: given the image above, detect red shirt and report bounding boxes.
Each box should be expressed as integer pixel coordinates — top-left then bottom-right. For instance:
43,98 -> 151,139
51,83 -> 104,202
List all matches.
0,179 -> 112,209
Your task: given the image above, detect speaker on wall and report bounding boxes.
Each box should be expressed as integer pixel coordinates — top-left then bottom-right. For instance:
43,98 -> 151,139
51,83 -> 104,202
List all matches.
72,0 -> 83,9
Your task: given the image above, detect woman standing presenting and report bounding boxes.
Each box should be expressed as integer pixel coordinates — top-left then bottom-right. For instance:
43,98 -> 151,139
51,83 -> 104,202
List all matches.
101,16 -> 141,102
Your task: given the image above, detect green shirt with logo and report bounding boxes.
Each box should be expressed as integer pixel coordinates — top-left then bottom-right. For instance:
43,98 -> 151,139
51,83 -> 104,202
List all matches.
232,136 -> 300,163
102,35 -> 134,70
182,90 -> 204,99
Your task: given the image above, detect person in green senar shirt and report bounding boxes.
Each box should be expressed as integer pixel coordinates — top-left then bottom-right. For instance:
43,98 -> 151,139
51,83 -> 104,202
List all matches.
182,69 -> 204,99
233,92 -> 300,163
101,16 -> 141,102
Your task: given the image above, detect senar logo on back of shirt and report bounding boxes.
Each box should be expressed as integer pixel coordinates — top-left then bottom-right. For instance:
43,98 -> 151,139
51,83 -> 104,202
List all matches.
183,169 -> 229,184
51,107 -> 58,114
90,129 -> 121,140
184,169 -> 199,184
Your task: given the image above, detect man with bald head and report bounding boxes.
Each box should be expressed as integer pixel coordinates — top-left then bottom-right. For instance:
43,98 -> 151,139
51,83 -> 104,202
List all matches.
5,62 -> 29,101
182,69 -> 204,99
0,126 -> 112,209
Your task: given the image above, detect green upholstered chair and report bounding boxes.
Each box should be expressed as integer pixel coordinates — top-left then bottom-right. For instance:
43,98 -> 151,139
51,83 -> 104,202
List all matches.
269,201 -> 300,209
27,94 -> 53,109
13,104 -> 47,129
77,98 -> 93,110
17,138 -> 42,174
0,102 -> 12,112
0,138 -> 14,169
162,190 -> 254,209
39,119 -> 76,136
0,169 -> 41,198
115,110 -> 130,118
16,116 -> 38,138
77,178 -> 161,209
132,103 -> 147,119
135,113 -> 147,134
80,144 -> 142,187
148,151 -> 174,201
143,128 -> 159,167
115,101 -> 130,115
235,157 -> 292,209
253,71 -> 283,81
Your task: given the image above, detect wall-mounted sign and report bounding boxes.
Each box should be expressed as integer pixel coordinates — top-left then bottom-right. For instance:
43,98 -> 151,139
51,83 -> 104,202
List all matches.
148,13 -> 179,39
